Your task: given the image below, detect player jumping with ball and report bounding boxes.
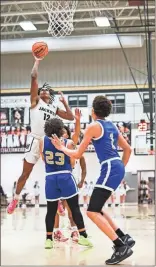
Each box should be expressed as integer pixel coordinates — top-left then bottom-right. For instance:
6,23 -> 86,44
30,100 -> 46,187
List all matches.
7,55 -> 74,214
52,95 -> 135,265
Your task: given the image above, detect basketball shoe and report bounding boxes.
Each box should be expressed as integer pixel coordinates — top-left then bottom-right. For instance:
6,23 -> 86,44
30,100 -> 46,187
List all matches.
7,199 -> 18,214
105,244 -> 133,265
45,239 -> 53,249
71,231 -> 79,243
78,235 -> 93,247
54,230 -> 69,242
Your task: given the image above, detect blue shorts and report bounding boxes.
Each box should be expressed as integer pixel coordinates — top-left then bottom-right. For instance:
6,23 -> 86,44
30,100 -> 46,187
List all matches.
95,158 -> 125,192
45,171 -> 78,201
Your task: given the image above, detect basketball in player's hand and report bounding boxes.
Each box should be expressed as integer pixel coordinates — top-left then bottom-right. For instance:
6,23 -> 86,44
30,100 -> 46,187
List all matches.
32,42 -> 48,60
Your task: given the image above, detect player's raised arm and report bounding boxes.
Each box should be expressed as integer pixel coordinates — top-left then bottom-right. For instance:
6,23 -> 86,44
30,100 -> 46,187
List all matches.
56,92 -> 74,121
30,60 -> 40,109
72,108 -> 81,145
67,140 -> 75,168
118,134 -> 132,166
52,123 -> 100,159
77,156 -> 87,188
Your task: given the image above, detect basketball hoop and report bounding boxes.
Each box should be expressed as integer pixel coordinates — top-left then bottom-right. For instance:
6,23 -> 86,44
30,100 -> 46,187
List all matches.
42,1 -> 78,38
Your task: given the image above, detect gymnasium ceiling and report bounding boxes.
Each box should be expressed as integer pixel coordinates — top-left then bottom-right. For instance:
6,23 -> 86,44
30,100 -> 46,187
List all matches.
1,0 -> 155,40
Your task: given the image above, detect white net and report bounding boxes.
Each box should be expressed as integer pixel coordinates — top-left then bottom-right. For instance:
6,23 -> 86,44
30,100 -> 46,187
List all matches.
42,1 -> 78,38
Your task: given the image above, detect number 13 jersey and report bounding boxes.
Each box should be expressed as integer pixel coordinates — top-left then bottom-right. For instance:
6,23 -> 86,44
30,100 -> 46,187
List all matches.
92,120 -> 120,164
30,98 -> 58,138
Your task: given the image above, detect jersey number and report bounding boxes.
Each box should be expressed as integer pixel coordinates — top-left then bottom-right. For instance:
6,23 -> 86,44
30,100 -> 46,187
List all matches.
110,133 -> 116,149
44,113 -> 50,121
45,151 -> 65,165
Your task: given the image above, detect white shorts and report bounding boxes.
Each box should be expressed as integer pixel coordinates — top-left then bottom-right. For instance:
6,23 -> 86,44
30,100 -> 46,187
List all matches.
24,137 -> 40,165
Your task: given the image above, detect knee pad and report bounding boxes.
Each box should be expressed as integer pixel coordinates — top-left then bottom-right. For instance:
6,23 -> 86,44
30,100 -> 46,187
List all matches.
87,188 -> 111,212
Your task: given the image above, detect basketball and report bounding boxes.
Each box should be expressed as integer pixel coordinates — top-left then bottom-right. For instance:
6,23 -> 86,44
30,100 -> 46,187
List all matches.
32,42 -> 48,60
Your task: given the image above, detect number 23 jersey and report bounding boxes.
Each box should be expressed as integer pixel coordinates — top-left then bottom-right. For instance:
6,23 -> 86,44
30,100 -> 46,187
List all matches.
43,136 -> 72,173
92,119 -> 120,164
30,98 -> 58,138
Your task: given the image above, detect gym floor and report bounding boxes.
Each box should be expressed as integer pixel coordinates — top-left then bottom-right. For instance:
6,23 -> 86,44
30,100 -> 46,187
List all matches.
1,205 -> 155,266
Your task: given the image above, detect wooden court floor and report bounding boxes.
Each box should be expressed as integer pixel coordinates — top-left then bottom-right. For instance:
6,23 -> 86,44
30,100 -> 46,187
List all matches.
1,205 -> 155,265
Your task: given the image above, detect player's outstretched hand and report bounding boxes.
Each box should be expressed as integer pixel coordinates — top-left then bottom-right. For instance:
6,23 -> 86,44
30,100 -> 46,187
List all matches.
33,56 -> 41,63
58,92 -> 66,103
74,108 -> 81,121
51,134 -> 64,151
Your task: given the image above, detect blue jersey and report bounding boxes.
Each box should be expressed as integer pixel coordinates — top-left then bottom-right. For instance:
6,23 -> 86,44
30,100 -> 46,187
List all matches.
92,120 -> 120,164
43,136 -> 71,173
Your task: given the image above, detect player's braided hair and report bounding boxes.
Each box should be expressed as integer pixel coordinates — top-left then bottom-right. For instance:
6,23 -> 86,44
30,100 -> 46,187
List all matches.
38,82 -> 55,104
44,118 -> 64,138
93,95 -> 112,118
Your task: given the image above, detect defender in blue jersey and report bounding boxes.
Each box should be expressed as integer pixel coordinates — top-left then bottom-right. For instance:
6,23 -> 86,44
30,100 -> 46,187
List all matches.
52,96 -> 135,265
40,118 -> 92,249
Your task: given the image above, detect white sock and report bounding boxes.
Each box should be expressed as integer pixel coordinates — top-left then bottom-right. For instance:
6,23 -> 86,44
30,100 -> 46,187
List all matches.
84,203 -> 87,209
71,226 -> 77,231
54,228 -> 59,232
14,194 -> 19,200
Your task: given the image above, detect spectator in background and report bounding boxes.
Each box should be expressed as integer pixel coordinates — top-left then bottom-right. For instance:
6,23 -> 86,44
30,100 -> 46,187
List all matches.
118,180 -> 129,206
34,181 -> 40,207
88,181 -> 94,202
0,185 -> 7,207
1,128 -> 7,148
20,127 -> 26,147
21,186 -> 29,209
81,181 -> 89,210
12,181 -> 17,198
12,108 -> 23,126
107,192 -> 116,208
0,185 -> 6,197
138,180 -> 149,204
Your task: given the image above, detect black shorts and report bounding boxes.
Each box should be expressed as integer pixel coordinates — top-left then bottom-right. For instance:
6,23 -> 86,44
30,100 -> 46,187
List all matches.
87,187 -> 112,212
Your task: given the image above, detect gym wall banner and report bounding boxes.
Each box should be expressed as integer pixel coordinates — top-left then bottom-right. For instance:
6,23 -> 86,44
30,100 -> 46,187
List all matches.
0,96 -> 31,153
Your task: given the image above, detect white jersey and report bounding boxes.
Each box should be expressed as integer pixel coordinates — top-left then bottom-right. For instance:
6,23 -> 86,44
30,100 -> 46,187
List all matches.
1,134 -> 7,148
20,133 -> 26,146
34,186 -> 40,196
72,160 -> 81,184
30,98 -> 58,138
7,134 -> 13,148
13,134 -> 20,147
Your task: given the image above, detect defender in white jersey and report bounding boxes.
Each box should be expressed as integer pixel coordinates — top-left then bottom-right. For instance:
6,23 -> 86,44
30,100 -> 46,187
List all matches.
7,58 -> 74,214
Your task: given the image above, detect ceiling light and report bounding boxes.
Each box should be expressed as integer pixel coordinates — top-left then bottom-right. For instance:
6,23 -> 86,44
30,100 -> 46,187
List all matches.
95,17 -> 110,27
19,21 -> 37,31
